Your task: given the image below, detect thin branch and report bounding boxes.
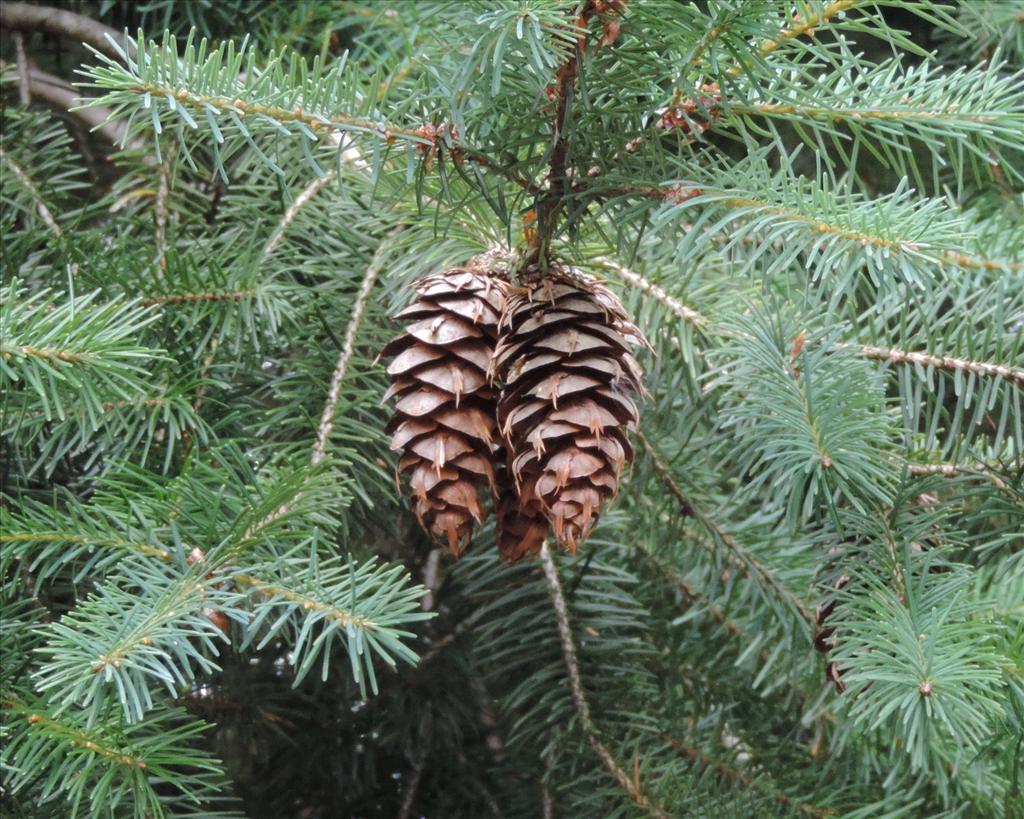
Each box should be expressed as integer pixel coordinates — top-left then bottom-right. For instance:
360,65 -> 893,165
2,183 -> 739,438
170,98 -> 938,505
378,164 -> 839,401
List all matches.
728,0 -> 861,73
907,461 -> 996,478
311,229 -> 399,466
0,147 -> 64,239
4,697 -> 148,769
850,344 -> 1024,388
662,735 -> 834,818
1,342 -> 85,365
906,460 -> 1019,494
0,2 -> 122,58
191,337 -> 219,416
637,430 -> 814,626
14,33 -> 31,106
154,139 -> 175,272
0,532 -> 171,561
595,256 -> 706,327
460,147 -> 543,196
396,743 -> 427,819
261,170 -> 337,261
233,574 -> 374,630
125,81 -> 431,146
733,99 -> 1008,125
542,748 -> 556,819
530,0 -> 611,262
140,290 -> 257,307
18,63 -> 135,146
539,542 -> 668,817
416,608 -> 487,665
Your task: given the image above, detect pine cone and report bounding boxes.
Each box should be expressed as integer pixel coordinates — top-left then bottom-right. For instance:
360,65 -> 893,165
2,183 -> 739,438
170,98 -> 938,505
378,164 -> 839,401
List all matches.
495,458 -> 550,562
495,268 -> 646,554
383,264 -> 509,555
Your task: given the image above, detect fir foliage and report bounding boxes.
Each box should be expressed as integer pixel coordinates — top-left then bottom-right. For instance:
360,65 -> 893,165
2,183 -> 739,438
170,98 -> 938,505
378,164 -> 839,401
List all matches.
1,1 -> 1022,817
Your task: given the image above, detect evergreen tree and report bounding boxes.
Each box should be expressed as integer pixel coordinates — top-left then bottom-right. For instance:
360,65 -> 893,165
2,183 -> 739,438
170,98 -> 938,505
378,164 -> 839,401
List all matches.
1,1 -> 1022,816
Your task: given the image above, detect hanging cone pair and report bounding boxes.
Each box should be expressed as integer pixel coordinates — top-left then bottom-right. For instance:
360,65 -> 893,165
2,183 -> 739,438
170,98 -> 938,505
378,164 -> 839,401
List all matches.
383,259 -> 646,561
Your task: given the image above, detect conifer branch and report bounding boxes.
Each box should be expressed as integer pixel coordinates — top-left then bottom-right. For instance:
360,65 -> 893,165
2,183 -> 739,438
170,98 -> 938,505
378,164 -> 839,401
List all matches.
233,575 -> 374,630
311,229 -> 398,466
2,343 -> 85,365
153,140 -> 174,272
0,147 -> 64,239
602,182 -> 1021,278
735,99 -> 1007,125
539,542 -> 668,817
849,343 -> 1024,388
731,0 -> 860,70
85,580 -> 209,674
139,290 -> 257,307
110,79 -> 428,146
596,257 -> 706,327
662,735 -> 833,818
5,698 -> 148,770
261,170 -> 337,261
603,253 -> 1022,389
0,531 -> 171,561
637,430 -> 814,627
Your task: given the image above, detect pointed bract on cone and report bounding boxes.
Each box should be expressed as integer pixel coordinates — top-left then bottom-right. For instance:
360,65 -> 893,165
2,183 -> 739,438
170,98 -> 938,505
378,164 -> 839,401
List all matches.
495,268 -> 647,554
383,263 -> 509,555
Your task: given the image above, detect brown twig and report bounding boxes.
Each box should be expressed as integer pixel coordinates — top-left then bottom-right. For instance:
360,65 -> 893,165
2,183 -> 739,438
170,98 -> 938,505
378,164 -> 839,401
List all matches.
0,61 -> 136,147
530,1 -> 611,264
663,735 -> 834,817
14,33 -> 31,106
0,2 -> 122,58
539,542 -> 668,817
140,290 -> 257,307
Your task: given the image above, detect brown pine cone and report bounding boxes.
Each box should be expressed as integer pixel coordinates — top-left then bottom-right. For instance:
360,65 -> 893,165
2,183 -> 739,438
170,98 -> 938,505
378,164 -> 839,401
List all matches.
494,268 -> 646,554
383,263 -> 509,555
495,456 -> 550,562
